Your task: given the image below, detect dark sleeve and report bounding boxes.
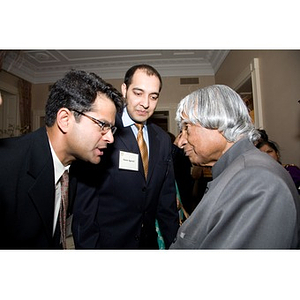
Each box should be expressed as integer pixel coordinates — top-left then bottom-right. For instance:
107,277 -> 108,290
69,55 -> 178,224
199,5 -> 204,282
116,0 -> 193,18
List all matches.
285,165 -> 300,193
156,141 -> 179,248
172,145 -> 194,214
71,161 -> 102,249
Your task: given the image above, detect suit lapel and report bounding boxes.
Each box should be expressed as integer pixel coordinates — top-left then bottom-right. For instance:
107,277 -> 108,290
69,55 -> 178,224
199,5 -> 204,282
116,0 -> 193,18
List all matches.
115,114 -> 147,178
147,124 -> 160,182
27,127 -> 55,241
115,113 -> 140,153
28,163 -> 55,241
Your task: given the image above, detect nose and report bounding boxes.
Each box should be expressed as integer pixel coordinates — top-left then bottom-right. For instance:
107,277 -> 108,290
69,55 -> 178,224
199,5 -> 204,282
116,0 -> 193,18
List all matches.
140,95 -> 150,108
102,130 -> 114,144
178,130 -> 187,149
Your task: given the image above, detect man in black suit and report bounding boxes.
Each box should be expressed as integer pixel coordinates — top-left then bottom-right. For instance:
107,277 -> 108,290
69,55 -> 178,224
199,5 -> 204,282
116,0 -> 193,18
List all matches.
0,70 -> 123,249
72,64 -> 179,249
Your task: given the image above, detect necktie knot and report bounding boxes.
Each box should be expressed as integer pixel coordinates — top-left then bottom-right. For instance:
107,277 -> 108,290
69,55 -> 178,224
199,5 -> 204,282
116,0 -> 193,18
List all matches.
135,123 -> 144,131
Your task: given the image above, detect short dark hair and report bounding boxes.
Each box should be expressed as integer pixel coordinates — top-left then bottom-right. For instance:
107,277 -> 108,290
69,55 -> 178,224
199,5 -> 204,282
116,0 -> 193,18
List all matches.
123,64 -> 162,92
45,69 -> 124,126
256,139 -> 280,154
256,129 -> 268,142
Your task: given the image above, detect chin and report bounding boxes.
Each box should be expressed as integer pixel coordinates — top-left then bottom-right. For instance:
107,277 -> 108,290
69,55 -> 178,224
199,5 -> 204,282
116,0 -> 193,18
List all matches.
134,112 -> 150,122
95,157 -> 102,164
134,117 -> 147,123
190,158 -> 204,166
88,157 -> 102,165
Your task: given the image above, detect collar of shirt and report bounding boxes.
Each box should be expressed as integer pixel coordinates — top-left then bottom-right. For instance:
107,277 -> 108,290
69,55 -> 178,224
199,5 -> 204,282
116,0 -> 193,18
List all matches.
212,137 -> 252,179
48,140 -> 70,184
48,139 -> 70,235
121,106 -> 149,147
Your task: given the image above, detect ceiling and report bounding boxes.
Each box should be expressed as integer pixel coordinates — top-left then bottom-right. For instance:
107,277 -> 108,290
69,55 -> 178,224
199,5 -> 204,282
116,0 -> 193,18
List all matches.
1,50 -> 229,84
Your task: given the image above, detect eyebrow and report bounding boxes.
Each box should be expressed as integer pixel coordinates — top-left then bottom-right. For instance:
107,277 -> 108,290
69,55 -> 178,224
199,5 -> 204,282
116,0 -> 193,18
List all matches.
83,111 -> 114,126
181,119 -> 191,125
98,118 -> 114,126
132,87 -> 143,92
132,87 -> 159,97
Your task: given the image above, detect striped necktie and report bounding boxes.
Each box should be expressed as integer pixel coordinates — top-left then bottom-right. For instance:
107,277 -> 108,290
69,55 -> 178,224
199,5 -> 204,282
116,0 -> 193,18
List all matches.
59,170 -> 69,249
135,123 -> 148,179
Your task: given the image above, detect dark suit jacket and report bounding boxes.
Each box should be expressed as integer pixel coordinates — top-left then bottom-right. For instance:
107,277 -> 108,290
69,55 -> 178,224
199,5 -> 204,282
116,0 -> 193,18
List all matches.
0,127 -> 76,249
172,145 -> 194,214
72,113 -> 179,249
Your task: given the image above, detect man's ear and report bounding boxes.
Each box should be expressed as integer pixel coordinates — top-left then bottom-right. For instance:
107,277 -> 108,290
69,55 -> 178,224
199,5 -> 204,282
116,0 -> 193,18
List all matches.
56,108 -> 71,133
121,83 -> 127,98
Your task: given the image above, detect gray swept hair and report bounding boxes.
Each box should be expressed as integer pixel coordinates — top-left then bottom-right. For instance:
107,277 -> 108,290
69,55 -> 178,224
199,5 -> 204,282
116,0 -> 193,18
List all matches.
175,84 -> 260,143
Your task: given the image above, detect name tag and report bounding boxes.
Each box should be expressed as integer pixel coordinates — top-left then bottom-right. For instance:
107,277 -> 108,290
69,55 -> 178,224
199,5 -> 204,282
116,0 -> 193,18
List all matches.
119,151 -> 139,171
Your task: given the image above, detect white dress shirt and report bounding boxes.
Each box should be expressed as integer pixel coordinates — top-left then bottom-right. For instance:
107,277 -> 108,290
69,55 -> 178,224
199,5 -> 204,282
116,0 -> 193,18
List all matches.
48,141 -> 70,235
122,106 -> 149,155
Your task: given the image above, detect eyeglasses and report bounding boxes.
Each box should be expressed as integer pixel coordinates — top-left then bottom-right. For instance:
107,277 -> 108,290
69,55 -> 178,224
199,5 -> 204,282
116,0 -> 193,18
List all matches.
73,110 -> 117,135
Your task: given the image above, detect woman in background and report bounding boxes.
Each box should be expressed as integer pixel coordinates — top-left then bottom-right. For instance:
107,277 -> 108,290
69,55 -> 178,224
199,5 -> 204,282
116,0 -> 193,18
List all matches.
256,135 -> 300,194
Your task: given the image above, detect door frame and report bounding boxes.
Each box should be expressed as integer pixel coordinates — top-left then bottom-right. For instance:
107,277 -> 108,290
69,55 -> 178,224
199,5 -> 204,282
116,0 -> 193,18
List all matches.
233,58 -> 264,129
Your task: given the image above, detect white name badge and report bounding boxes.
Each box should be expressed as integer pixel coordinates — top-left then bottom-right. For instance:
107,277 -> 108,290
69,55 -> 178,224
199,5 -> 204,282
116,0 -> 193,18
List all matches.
119,150 -> 139,171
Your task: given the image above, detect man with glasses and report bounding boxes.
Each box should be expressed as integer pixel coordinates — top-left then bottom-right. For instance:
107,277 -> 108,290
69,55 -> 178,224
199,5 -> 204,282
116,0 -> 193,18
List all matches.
0,69 -> 124,249
72,110 -> 118,135
72,64 -> 179,249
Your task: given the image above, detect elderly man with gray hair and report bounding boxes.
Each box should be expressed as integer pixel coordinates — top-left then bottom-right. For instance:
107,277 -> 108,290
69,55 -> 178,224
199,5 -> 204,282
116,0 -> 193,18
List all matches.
170,84 -> 300,249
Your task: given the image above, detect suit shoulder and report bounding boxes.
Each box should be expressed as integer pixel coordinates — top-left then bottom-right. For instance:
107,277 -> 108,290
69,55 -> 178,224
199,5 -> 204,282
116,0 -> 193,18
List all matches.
231,150 -> 297,192
0,127 -> 48,163
148,122 -> 169,137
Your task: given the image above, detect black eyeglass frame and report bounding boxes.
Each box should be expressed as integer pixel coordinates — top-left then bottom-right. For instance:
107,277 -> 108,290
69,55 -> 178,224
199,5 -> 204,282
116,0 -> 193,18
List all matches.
73,109 -> 117,135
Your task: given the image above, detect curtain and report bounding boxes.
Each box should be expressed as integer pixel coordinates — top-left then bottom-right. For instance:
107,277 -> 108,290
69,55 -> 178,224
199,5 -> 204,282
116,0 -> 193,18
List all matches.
18,79 -> 31,134
0,51 -> 7,70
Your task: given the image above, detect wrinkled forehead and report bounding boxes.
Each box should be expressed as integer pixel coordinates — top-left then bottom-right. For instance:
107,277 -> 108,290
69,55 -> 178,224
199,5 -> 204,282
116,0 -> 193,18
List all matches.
178,102 -> 199,128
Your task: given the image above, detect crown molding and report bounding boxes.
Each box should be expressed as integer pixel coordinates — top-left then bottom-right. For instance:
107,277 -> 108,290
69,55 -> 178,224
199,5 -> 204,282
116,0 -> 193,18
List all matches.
2,50 -> 229,84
